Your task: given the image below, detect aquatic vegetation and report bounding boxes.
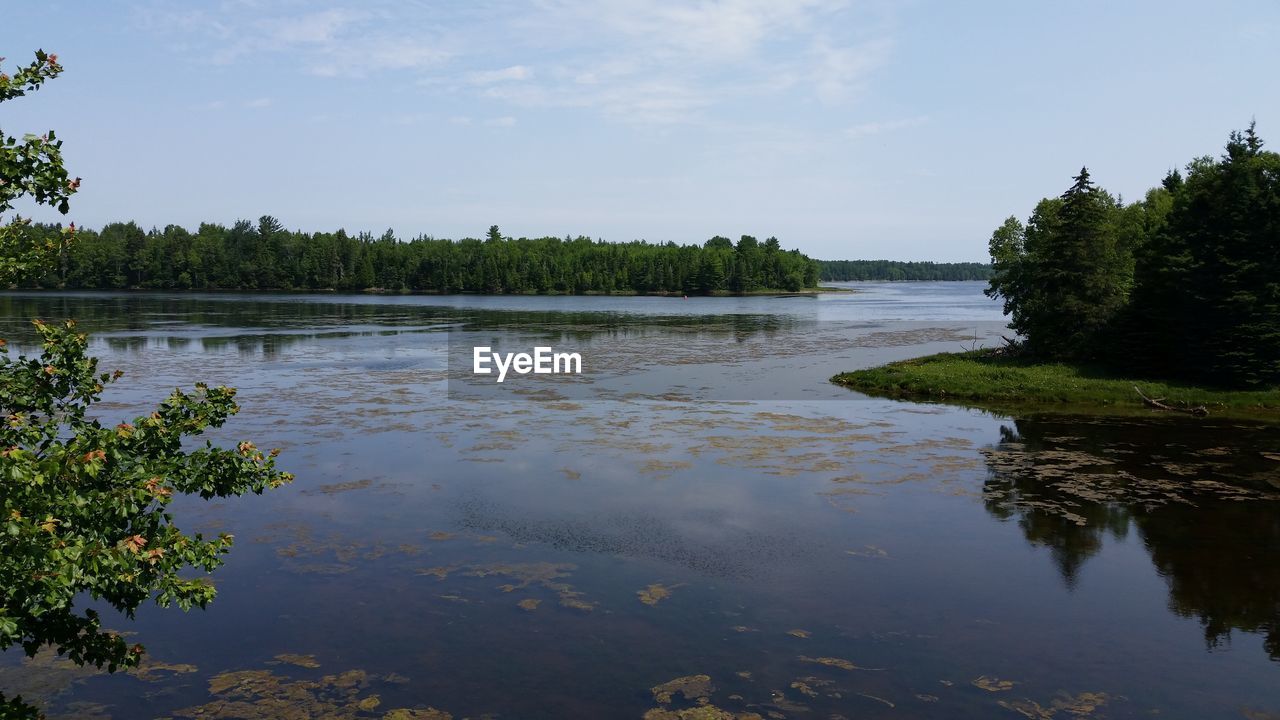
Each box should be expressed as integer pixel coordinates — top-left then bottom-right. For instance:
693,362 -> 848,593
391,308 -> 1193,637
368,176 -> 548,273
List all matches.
638,583 -> 683,606
972,675 -> 1016,692
463,562 -> 596,611
789,680 -> 817,697
0,649 -> 103,709
172,665 -> 446,720
517,598 -> 541,611
255,522 -> 420,575
785,629 -> 811,639
382,710 -> 453,720
302,478 -> 375,495
797,656 -> 867,671
651,675 -> 715,704
639,459 -> 694,476
272,654 -> 321,669
643,706 -> 763,720
130,659 -> 199,682
997,691 -> 1110,718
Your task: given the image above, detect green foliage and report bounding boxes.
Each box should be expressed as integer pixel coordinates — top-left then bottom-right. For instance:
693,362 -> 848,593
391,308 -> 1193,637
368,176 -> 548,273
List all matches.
0,320 -> 293,673
1122,123 -> 1280,387
1,50 -> 292,717
986,169 -> 1132,358
818,259 -> 992,281
832,350 -> 1280,416
0,51 -> 79,286
14,223 -> 822,295
982,122 -> 1279,389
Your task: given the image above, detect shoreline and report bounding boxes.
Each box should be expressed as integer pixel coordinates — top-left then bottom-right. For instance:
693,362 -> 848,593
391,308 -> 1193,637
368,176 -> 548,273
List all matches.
831,350 -> 1280,420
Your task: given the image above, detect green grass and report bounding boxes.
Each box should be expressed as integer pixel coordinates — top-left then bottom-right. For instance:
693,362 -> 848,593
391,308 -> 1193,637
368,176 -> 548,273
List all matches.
831,350 -> 1280,418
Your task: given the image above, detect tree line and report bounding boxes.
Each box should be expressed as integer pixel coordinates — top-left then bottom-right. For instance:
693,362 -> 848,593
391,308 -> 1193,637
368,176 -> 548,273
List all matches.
986,122 -> 1279,389
12,223 -> 822,295
818,259 -> 992,281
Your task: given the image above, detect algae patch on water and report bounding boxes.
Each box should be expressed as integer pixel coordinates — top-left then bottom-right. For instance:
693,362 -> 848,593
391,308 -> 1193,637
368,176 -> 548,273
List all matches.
972,675 -> 1016,692
638,583 -> 683,606
998,691 -> 1110,718
651,675 -> 715,704
172,665 -> 451,720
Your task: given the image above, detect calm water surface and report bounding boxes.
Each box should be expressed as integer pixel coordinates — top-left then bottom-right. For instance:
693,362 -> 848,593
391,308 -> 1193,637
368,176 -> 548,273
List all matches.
1,282 -> 1277,719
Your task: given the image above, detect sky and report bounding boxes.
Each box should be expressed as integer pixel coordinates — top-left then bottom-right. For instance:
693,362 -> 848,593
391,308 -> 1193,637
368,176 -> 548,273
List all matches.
3,1 -> 1279,261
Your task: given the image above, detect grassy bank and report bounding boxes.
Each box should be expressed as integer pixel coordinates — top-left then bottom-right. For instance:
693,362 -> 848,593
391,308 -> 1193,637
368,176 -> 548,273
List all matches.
831,350 -> 1280,417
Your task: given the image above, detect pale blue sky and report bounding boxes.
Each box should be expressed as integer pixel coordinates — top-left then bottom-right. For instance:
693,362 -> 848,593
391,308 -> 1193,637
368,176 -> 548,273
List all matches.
4,1 -> 1278,261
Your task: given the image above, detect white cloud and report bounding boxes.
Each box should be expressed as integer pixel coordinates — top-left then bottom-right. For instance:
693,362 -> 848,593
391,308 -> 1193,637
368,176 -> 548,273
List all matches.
484,116 -> 518,127
139,0 -> 895,123
143,2 -> 450,78
244,97 -> 273,108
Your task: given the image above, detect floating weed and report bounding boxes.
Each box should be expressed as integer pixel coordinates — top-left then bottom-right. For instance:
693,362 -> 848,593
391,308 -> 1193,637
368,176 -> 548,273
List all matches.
517,598 -> 541,611
642,706 -> 764,719
173,664 -> 451,719
415,566 -> 455,580
998,691 -> 1110,719
789,680 -> 818,697
651,674 -> 715,704
639,459 -> 694,476
130,659 -> 199,682
560,468 -> 581,480
785,629 -> 811,639
382,709 -> 453,719
301,478 -> 374,495
272,653 -> 321,669
797,656 -> 876,671
428,531 -> 455,541
463,562 -> 596,611
638,583 -> 684,606
972,675 -> 1016,692
0,648 -> 104,707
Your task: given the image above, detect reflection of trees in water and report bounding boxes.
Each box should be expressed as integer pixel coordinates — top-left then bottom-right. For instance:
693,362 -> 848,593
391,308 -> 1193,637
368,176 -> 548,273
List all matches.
0,294 -> 805,351
982,416 -> 1280,660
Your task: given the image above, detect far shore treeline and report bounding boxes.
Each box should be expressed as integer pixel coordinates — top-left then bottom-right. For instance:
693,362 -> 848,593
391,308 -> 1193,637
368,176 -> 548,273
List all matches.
12,223 -> 825,295
817,259 -> 991,281
8,220 -> 992,294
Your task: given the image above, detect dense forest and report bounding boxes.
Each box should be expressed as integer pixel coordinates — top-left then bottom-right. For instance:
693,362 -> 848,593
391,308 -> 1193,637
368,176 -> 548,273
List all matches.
986,122 -> 1279,389
818,259 -> 992,281
13,223 -> 823,295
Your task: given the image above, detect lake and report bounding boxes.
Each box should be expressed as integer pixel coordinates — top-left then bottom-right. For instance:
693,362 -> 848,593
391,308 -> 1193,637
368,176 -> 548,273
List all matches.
1,282 -> 1277,719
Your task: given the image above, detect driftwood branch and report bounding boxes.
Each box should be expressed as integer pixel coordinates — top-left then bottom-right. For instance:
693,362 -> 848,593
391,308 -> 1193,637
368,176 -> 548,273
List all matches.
1133,386 -> 1208,417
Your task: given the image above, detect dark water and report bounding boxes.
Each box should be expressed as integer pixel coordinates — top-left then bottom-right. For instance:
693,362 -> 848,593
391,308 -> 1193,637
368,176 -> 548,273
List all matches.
1,283 -> 1277,720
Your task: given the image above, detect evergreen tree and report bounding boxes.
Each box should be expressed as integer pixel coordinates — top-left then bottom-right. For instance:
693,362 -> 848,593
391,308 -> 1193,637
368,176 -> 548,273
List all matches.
986,170 -> 1131,357
1125,124 -> 1280,387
